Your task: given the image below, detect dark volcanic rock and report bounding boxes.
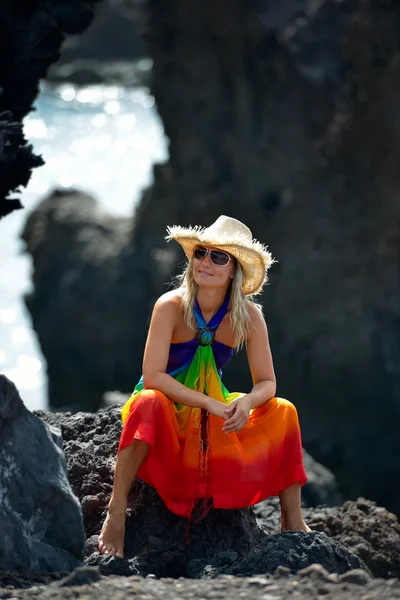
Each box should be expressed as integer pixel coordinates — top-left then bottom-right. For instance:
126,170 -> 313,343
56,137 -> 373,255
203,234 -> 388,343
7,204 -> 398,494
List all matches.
21,188 -> 163,413
22,189 -> 133,412
0,113 -> 44,218
306,499 -> 400,579
217,531 -> 363,578
256,496 -> 400,580
0,376 -> 85,572
0,568 -> 66,590
0,0 -> 103,217
85,530 -> 365,579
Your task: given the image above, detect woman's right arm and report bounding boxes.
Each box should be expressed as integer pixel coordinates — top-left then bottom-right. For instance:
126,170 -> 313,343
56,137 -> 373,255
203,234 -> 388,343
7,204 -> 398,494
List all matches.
142,295 -> 225,416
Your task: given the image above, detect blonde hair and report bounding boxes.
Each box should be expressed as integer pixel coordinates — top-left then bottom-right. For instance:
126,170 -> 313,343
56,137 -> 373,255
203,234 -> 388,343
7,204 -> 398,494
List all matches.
177,258 -> 261,348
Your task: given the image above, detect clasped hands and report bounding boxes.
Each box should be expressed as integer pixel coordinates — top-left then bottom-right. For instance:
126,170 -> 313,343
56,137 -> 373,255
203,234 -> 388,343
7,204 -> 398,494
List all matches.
206,395 -> 251,434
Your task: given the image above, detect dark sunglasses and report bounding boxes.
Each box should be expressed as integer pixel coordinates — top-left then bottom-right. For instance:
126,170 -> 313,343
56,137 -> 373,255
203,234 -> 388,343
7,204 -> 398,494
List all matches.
193,246 -> 232,266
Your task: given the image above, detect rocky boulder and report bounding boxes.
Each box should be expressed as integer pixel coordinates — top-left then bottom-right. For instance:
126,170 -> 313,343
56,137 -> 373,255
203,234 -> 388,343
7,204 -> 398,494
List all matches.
0,375 -> 85,572
255,496 -> 400,580
22,189 -> 133,413
306,499 -> 400,580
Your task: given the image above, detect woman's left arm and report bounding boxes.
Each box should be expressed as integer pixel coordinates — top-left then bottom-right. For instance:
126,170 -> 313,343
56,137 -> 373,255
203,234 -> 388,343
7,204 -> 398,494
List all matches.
245,303 -> 276,409
222,303 -> 276,433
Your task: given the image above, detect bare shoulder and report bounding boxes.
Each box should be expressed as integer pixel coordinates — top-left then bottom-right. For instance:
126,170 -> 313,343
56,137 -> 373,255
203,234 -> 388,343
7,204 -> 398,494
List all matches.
153,289 -> 183,316
248,301 -> 265,323
247,301 -> 268,338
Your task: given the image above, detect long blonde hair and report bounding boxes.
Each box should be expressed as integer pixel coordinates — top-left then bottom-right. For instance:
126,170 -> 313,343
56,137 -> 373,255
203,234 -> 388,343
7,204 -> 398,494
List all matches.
176,258 -> 261,348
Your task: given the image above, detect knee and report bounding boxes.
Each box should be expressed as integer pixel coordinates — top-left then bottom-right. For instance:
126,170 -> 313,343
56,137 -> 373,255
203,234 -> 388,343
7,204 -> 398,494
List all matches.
139,389 -> 170,410
140,388 -> 165,400
123,389 -> 169,425
275,397 -> 298,417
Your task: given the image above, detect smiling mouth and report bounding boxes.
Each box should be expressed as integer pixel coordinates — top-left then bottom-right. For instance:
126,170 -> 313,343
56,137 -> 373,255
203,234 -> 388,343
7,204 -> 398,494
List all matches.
198,270 -> 213,276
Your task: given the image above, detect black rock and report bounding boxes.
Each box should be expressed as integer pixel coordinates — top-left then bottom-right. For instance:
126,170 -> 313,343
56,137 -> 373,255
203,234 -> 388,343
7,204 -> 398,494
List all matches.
0,0 -> 102,218
0,375 -> 85,572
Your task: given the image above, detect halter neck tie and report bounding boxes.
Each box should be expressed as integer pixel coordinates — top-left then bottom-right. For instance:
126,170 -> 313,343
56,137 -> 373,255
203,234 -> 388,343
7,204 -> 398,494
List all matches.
193,294 -> 230,346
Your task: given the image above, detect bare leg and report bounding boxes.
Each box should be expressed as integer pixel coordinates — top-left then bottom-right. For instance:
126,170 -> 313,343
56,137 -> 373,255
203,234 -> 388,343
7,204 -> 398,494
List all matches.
279,482 -> 311,532
98,440 -> 149,558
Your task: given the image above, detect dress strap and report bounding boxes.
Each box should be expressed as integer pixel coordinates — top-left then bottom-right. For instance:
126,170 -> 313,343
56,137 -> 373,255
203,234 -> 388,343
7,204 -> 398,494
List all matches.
193,294 -> 230,346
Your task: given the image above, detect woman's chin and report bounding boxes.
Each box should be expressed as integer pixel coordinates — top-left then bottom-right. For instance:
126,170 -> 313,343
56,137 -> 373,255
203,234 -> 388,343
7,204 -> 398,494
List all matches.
194,276 -> 227,290
194,274 -> 216,287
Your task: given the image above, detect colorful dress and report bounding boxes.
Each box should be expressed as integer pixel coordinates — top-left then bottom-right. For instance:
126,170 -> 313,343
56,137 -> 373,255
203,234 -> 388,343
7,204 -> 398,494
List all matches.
119,295 -> 307,518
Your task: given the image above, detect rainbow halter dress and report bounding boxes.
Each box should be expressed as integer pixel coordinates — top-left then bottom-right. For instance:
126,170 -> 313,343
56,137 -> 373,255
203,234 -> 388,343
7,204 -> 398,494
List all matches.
119,295 -> 307,518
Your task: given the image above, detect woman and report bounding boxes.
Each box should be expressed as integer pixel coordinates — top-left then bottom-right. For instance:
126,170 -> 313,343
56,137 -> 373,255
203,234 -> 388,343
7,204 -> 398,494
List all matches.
99,215 -> 309,558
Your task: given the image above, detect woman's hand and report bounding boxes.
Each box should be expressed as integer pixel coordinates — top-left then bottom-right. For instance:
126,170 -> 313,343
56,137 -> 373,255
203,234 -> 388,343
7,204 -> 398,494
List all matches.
205,398 -> 228,419
222,395 -> 251,433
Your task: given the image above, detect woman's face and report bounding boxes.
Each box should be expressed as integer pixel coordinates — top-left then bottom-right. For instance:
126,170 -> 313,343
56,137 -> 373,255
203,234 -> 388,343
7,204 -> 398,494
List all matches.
192,245 -> 236,290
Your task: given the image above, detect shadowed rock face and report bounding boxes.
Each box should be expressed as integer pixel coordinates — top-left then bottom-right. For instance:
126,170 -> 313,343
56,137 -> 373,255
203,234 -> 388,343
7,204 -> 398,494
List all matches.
22,189 -> 135,412
46,0 -> 146,85
0,376 -> 85,572
0,0 -> 102,218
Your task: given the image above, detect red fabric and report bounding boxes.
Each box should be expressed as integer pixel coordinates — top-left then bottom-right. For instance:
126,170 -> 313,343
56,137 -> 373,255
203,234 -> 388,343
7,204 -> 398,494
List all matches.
118,390 -> 307,518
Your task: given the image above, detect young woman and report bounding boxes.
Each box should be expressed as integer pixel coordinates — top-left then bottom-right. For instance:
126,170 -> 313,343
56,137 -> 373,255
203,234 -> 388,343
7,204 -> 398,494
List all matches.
99,215 -> 309,558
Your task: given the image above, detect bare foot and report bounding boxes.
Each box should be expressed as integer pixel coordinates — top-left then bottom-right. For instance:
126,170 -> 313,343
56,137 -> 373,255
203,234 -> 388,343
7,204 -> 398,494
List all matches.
281,517 -> 311,533
98,509 -> 126,558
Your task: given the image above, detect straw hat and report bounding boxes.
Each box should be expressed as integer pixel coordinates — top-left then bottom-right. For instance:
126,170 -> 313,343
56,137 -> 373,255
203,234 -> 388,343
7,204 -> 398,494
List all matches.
166,215 -> 275,296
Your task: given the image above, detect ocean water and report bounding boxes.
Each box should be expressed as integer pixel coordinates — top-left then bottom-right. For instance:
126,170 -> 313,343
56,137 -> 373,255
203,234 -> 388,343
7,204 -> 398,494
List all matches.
0,83 -> 167,411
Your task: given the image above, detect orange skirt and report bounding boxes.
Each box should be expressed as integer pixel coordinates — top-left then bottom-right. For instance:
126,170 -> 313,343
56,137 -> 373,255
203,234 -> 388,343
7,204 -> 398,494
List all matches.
118,390 -> 307,518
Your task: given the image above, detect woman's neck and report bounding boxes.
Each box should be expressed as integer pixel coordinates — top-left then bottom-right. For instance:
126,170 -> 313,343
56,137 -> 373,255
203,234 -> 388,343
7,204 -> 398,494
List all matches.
196,287 -> 228,318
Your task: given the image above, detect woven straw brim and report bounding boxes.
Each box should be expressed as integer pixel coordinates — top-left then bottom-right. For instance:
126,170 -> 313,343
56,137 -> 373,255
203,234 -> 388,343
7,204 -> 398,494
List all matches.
166,226 -> 274,296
